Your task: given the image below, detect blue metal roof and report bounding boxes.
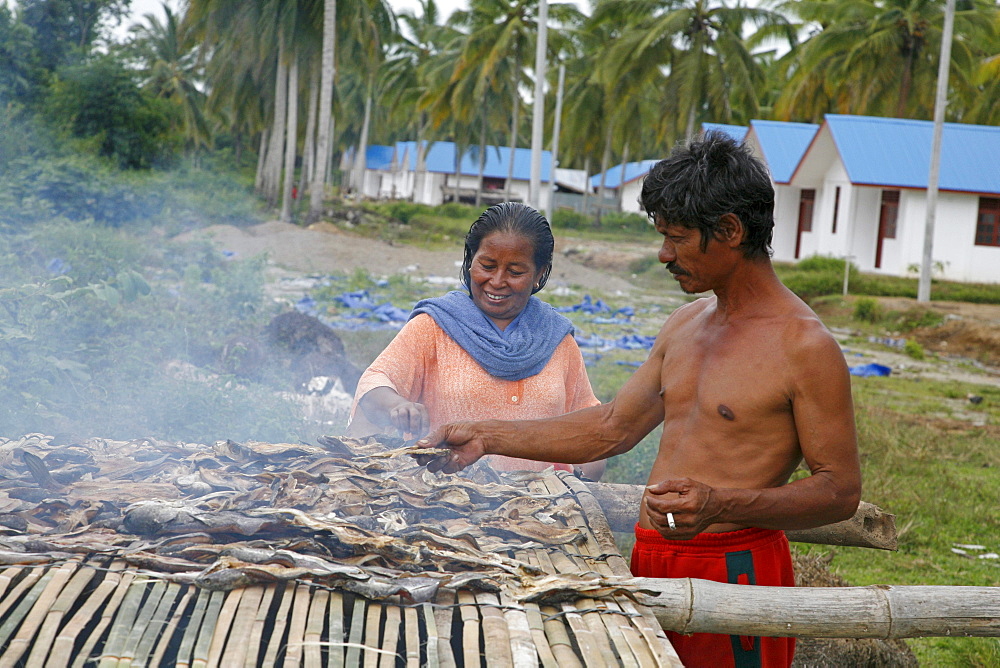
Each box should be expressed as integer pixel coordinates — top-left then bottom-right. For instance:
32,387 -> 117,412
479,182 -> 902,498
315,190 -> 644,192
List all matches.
702,123 -> 748,143
749,120 -> 819,184
590,160 -> 660,189
825,115 -> 1000,195
365,145 -> 395,170
396,141 -> 551,181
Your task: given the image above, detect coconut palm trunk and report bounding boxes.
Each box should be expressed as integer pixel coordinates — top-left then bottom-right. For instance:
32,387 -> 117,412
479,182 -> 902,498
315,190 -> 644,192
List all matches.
280,57 -> 299,223
299,65 -> 320,197
264,42 -> 289,207
309,0 -> 337,222
506,54 -> 521,200
353,74 -> 375,197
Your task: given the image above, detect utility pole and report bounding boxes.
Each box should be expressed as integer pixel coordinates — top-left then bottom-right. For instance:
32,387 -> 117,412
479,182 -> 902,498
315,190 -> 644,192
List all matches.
547,63 -> 565,223
918,0 -> 956,302
529,0 -> 548,210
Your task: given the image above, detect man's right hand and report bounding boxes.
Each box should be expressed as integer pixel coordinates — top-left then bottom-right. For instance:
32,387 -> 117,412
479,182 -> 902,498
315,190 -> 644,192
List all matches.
416,422 -> 488,474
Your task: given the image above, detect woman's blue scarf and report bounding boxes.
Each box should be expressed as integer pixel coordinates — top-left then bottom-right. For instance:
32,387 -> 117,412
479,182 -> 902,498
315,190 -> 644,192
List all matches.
409,291 -> 574,381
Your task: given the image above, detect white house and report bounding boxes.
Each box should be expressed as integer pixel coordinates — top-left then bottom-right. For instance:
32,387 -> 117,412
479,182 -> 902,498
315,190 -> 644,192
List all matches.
347,141 -> 559,212
787,115 -> 1000,284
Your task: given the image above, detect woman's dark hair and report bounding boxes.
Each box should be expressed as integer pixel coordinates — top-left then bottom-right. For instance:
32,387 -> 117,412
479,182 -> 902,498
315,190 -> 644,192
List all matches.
461,202 -> 554,294
639,131 -> 775,260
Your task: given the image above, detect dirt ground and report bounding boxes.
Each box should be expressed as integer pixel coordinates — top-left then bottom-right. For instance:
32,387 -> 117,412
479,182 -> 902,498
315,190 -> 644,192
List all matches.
178,220 -> 639,295
179,220 -> 1000,387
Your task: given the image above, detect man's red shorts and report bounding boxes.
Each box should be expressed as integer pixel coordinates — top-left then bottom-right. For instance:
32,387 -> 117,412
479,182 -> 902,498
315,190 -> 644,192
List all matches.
631,524 -> 796,668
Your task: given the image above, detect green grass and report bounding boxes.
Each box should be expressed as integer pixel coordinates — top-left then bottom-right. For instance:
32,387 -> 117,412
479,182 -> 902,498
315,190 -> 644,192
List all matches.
775,257 -> 1000,305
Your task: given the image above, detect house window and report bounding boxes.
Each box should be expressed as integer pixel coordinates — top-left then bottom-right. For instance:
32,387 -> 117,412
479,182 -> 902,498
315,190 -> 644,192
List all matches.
482,177 -> 506,191
879,190 -> 899,239
831,187 -> 841,234
975,197 -> 1000,247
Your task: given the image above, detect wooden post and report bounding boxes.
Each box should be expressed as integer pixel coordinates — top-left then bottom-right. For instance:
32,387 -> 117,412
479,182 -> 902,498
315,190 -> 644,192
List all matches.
633,577 -> 1000,638
585,482 -> 898,550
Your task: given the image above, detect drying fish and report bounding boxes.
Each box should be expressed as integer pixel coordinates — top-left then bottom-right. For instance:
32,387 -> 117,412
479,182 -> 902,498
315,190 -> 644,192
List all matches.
479,516 -> 585,546
0,432 -> 657,613
123,501 -> 280,536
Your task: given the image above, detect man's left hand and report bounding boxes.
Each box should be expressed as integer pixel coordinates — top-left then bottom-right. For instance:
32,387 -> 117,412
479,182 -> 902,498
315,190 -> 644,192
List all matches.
644,477 -> 719,539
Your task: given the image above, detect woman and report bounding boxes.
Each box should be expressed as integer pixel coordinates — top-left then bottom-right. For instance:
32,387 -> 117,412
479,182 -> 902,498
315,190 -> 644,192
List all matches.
349,202 -> 605,479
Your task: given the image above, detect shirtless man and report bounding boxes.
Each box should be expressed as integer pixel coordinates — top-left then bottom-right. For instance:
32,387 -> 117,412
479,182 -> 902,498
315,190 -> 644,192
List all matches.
417,131 -> 861,667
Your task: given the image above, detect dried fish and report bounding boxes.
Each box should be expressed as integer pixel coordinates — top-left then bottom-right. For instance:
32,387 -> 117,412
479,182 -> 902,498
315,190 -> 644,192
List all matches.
0,432 -> 656,613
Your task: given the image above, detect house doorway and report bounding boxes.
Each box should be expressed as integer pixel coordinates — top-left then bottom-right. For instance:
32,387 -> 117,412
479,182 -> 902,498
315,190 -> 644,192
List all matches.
875,190 -> 899,269
795,189 -> 815,259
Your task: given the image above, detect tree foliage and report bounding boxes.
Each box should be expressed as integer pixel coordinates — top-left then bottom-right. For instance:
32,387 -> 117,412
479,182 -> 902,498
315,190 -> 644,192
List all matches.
43,55 -> 176,168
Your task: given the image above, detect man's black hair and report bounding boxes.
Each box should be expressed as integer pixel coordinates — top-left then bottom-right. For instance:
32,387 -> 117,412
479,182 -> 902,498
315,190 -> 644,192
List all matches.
461,202 -> 553,293
639,131 -> 775,260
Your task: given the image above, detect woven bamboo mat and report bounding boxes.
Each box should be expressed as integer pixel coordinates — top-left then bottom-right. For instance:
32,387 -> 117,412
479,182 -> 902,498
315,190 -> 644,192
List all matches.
0,435 -> 680,666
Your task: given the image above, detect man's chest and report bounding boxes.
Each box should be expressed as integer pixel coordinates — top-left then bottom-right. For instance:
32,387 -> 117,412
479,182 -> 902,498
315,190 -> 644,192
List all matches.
658,338 -> 793,423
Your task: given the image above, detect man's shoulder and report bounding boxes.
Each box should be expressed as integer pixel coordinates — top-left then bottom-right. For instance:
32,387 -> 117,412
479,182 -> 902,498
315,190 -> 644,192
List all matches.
663,296 -> 713,326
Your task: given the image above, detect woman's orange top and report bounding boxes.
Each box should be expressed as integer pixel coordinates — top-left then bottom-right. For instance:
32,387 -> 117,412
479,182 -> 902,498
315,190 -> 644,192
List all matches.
351,314 -> 600,472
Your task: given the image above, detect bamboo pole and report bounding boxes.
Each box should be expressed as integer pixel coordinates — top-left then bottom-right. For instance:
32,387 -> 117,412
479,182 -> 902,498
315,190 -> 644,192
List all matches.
98,577 -> 150,668
586,482 -> 898,550
635,577 -> 1000,638
362,598 -> 382,668
260,584 -> 294,667
206,587 -> 244,668
219,585 -> 264,668
0,562 -> 76,668
117,578 -> 169,667
132,581 -> 183,665
457,590 -> 481,668
403,604 -> 420,668
282,584 -> 312,668
378,605 -> 401,668
304,588 -> 329,668
474,592 -> 514,667
30,562 -> 96,668
344,592 -> 367,667
191,590 -> 226,668
68,565 -> 134,668
328,591 -> 346,667
148,586 -> 194,668
244,585 -> 276,668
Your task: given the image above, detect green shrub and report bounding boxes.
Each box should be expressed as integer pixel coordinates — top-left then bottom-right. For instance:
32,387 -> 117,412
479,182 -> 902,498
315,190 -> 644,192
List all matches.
602,211 -> 651,235
796,255 -> 848,272
853,297 -> 882,323
43,55 -> 177,169
552,209 -> 590,230
378,201 -> 435,224
780,271 -> 844,302
903,339 -> 926,360
895,308 -> 945,332
437,202 -> 480,219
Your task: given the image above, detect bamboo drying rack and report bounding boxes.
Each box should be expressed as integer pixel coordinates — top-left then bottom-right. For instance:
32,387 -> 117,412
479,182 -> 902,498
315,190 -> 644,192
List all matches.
0,470 -> 680,667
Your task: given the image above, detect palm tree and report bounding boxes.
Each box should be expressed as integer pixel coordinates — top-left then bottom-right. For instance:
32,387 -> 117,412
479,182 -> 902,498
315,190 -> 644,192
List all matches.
440,0 -> 581,204
129,3 -> 210,152
592,0 -> 794,142
381,0 -> 462,200
775,0 -> 994,121
309,0 -> 337,221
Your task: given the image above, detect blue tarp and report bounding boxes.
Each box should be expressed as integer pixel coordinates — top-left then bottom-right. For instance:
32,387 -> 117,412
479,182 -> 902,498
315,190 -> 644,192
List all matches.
849,363 -> 892,377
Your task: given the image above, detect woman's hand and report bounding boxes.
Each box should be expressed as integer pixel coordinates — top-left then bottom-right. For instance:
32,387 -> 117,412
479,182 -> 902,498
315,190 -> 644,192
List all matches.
388,401 -> 430,437
358,387 -> 430,437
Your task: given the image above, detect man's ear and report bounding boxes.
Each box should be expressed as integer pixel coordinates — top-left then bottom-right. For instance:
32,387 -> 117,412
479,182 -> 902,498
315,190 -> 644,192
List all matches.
717,213 -> 745,248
